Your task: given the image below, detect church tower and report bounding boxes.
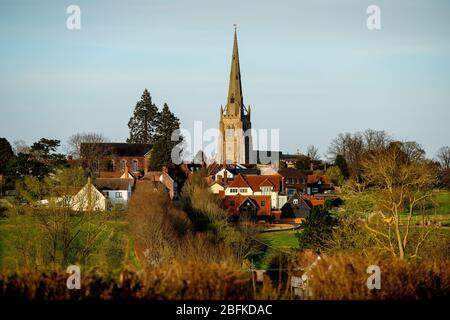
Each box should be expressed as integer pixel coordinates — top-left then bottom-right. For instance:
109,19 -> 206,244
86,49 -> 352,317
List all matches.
217,28 -> 252,165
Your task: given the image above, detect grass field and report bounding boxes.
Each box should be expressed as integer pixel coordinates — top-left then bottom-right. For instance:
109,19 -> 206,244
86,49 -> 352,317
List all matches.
257,230 -> 299,249
0,213 -> 130,272
401,190 -> 450,226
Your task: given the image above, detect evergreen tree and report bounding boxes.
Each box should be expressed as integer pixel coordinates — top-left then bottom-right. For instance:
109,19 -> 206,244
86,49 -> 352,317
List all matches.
148,103 -> 182,170
0,138 -> 13,174
334,154 -> 349,178
296,207 -> 337,252
127,89 -> 159,143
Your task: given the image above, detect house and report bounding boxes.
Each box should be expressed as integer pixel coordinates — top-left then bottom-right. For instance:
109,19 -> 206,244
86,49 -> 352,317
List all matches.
280,153 -> 305,169
223,174 -> 287,210
80,143 -> 152,178
52,178 -> 106,211
278,168 -> 307,197
306,175 -> 333,195
94,178 -> 135,208
143,167 -> 178,199
222,194 -> 272,221
280,192 -> 311,223
209,180 -> 225,194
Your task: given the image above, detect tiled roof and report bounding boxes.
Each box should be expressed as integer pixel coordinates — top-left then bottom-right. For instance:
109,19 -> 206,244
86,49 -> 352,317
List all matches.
307,175 -> 332,185
240,174 -> 283,192
278,168 -> 307,179
94,178 -> 134,190
80,143 -> 152,157
223,194 -> 271,215
259,178 -> 274,188
228,174 -> 251,188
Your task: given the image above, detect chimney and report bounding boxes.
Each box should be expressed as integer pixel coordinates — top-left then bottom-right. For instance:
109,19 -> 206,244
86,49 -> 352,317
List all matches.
310,161 -> 314,172
223,167 -> 228,185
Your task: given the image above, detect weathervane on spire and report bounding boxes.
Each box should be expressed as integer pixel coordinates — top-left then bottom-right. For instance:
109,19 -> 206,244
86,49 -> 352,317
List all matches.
233,24 -> 237,31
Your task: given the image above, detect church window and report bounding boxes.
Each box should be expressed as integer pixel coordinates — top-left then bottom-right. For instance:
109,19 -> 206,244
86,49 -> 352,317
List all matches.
293,199 -> 299,205
108,159 -> 115,172
120,160 -> 126,173
132,159 -> 139,172
93,160 -> 99,173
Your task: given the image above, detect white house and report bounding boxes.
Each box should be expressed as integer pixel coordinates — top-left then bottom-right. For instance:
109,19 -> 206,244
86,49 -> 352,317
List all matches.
50,179 -> 106,211
94,178 -> 134,208
224,174 -> 287,210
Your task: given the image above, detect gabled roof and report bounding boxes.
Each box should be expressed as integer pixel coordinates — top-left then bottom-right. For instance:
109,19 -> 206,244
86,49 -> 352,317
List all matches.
259,178 -> 274,188
241,174 -> 283,192
307,175 -> 332,185
228,174 -> 251,188
223,194 -> 272,215
237,197 -> 259,209
287,192 -> 311,209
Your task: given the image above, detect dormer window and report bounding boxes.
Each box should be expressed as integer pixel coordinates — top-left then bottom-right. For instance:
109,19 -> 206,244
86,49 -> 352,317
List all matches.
261,186 -> 272,195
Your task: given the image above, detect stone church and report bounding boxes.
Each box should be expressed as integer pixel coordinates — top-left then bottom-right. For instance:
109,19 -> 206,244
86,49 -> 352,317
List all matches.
216,29 -> 252,165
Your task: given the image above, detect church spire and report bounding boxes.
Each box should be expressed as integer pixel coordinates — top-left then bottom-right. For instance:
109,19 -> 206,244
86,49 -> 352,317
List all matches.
226,26 -> 244,118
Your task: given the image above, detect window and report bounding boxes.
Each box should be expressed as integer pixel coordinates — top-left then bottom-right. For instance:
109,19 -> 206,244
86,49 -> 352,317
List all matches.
261,201 -> 266,206
239,188 -> 247,193
115,192 -> 123,198
285,178 -> 290,184
108,159 -> 115,172
230,188 -> 238,193
293,199 -> 299,205
312,187 -> 318,193
93,160 -> 99,173
132,159 -> 139,172
230,200 -> 235,206
261,187 -> 271,195
120,160 -> 126,173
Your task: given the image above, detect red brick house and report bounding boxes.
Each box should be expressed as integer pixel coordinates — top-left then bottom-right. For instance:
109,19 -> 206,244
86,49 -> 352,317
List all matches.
80,143 -> 151,178
306,175 -> 333,195
222,193 -> 272,221
277,168 -> 307,197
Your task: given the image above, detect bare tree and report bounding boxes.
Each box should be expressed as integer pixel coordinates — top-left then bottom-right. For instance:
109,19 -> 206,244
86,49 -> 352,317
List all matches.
363,129 -> 391,152
436,146 -> 450,169
399,141 -> 425,162
328,130 -> 391,180
361,143 -> 437,259
66,132 -> 107,159
307,145 -> 320,162
12,140 -> 30,154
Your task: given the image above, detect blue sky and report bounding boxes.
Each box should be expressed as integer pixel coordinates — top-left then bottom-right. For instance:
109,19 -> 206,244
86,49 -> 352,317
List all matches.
0,0 -> 449,159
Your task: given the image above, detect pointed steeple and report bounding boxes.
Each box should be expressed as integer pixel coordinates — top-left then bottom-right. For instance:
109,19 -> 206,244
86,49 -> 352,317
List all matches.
225,27 -> 244,118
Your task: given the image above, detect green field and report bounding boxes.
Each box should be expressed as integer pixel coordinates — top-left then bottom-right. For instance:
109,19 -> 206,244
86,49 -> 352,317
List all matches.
257,230 -> 299,249
400,190 -> 450,226
0,213 -> 131,272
